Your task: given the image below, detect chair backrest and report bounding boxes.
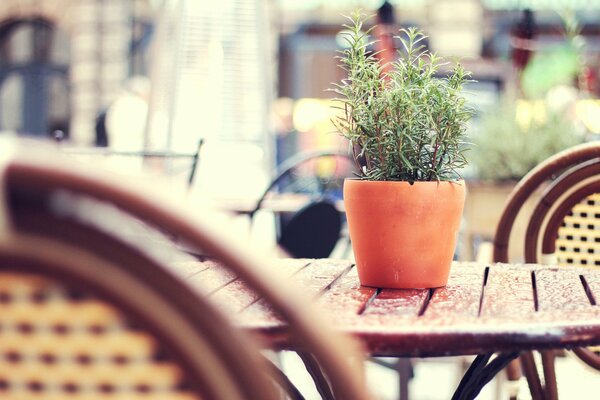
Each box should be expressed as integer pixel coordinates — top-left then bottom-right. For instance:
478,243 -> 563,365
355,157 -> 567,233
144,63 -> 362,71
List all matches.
493,142 -> 600,266
0,140 -> 370,399
56,136 -> 204,189
251,150 -> 356,258
492,142 -> 600,378
0,270 -> 210,399
278,200 -> 342,258
252,150 -> 356,214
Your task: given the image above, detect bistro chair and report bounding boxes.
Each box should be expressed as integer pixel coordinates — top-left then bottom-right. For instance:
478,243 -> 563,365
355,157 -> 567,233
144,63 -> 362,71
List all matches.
248,150 -> 355,258
250,150 -> 423,399
55,134 -> 205,189
0,140 -> 370,400
493,141 -> 600,400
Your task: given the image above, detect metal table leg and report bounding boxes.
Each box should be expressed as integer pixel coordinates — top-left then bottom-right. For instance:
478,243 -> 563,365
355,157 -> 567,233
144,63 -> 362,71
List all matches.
452,352 -> 521,400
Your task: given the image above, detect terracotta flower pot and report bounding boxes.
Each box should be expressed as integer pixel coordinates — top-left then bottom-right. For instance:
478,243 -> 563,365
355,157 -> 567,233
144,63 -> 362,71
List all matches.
343,179 -> 466,289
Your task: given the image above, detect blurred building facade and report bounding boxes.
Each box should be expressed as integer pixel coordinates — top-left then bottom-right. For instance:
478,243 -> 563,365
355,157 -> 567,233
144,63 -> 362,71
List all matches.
3,0 -> 600,198
0,0 -> 147,144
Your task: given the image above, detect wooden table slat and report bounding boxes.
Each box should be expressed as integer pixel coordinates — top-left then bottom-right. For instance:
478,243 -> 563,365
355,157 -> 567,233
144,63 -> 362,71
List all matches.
290,259 -> 354,298
317,266 -> 377,317
480,265 -> 535,318
211,259 -> 311,314
237,259 -> 353,326
419,263 -> 486,321
583,268 -> 600,305
273,258 -> 315,277
535,268 -> 592,312
169,260 -> 210,278
185,260 -> 237,294
211,280 -> 261,314
179,260 -> 600,356
361,288 -> 428,317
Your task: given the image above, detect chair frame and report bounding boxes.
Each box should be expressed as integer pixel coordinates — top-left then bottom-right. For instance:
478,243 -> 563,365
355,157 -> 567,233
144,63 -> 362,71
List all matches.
525,160 -> 600,263
492,142 -> 600,400
2,174 -> 277,400
249,149 -> 354,259
0,142 -> 370,400
57,137 -> 204,188
249,149 -> 354,219
494,142 -> 600,263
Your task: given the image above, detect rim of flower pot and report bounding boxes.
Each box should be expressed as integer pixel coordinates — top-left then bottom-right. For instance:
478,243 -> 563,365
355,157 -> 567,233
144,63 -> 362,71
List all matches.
343,178 -> 465,186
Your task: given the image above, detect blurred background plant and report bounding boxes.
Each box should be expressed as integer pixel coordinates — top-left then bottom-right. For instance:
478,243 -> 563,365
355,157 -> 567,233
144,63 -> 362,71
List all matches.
469,96 -> 585,181
521,9 -> 585,99
469,9 -> 590,182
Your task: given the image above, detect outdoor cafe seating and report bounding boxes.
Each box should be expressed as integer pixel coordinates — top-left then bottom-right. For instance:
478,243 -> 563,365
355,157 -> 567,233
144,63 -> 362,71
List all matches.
4,1 -> 600,398
0,141 -> 368,400
3,139 -> 600,400
491,142 -> 600,399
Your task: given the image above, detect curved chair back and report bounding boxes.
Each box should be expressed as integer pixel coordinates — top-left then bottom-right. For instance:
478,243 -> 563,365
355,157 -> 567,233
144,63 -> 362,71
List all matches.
251,150 -> 355,215
278,200 -> 342,258
494,142 -> 600,264
0,141 -> 370,400
251,150 -> 355,258
492,142 -> 600,400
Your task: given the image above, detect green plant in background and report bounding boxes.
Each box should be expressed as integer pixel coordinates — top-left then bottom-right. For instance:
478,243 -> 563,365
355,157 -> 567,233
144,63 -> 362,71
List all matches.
332,12 -> 473,182
470,99 -> 584,181
473,9 -> 588,182
521,9 -> 585,98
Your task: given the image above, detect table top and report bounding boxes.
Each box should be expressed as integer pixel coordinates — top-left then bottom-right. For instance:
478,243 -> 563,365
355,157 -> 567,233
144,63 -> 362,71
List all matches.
176,259 -> 600,358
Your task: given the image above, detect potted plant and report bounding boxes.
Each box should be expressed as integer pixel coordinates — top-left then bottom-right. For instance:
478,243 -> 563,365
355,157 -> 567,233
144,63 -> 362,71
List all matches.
332,12 -> 472,289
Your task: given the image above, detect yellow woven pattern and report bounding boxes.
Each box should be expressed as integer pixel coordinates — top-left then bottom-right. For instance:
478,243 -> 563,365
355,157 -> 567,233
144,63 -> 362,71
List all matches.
0,272 -> 199,399
557,193 -> 600,268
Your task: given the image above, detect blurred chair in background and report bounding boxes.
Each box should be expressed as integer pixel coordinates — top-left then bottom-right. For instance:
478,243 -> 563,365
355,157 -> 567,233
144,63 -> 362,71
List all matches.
247,150 -> 356,259
248,149 -> 423,399
278,200 -> 341,259
55,134 -> 204,190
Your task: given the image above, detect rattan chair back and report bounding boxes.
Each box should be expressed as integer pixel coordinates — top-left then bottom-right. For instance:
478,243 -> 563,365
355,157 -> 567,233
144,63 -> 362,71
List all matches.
492,142 -> 600,400
0,141 -> 370,400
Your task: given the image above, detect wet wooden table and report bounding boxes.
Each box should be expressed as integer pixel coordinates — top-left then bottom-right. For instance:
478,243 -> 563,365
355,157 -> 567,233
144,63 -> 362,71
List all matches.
178,259 -> 600,357
176,259 -> 600,399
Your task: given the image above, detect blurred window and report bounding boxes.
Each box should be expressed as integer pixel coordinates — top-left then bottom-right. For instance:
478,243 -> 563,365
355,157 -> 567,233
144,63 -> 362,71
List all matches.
0,74 -> 23,131
0,17 -> 70,136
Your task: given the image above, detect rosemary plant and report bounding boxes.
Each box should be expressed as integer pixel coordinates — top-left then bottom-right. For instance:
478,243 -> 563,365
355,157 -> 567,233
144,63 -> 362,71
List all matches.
332,12 -> 473,182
